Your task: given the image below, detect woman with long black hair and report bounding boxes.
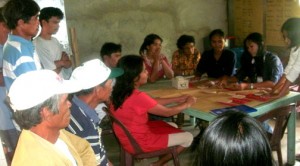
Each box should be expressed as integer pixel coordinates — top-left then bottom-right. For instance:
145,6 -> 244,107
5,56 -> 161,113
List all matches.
220,32 -> 283,90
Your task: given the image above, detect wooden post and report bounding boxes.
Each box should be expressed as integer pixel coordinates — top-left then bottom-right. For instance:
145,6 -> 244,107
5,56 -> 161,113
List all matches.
69,27 -> 80,67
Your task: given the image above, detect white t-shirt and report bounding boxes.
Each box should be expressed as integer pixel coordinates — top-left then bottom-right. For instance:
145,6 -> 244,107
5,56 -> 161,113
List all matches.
54,138 -> 77,166
284,47 -> 300,83
34,36 -> 72,79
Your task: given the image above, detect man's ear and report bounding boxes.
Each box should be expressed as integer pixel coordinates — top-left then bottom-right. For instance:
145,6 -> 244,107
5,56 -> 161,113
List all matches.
94,85 -> 106,100
40,107 -> 52,121
94,85 -> 103,94
40,20 -> 46,27
103,55 -> 110,63
17,19 -> 25,27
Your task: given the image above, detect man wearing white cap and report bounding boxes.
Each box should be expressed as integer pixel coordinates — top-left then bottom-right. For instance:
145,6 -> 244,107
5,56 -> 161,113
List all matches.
8,70 -> 96,166
66,59 -> 123,166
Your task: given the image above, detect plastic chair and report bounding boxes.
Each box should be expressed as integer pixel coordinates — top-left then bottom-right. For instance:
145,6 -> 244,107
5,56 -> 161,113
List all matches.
103,107 -> 180,166
257,105 -> 292,166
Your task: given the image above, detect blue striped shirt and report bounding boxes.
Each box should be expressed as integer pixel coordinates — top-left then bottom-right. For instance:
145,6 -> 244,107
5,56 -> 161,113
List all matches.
66,96 -> 109,166
0,44 -> 15,130
3,34 -> 42,90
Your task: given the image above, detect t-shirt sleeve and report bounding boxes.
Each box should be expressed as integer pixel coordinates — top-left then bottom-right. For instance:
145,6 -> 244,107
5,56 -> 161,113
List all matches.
130,91 -> 157,115
285,48 -> 300,83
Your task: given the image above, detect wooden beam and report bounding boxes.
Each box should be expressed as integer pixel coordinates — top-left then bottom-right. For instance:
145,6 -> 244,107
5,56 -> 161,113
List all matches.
69,27 -> 80,67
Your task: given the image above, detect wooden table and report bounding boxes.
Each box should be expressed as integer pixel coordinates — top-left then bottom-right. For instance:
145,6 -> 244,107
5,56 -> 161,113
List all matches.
140,79 -> 300,165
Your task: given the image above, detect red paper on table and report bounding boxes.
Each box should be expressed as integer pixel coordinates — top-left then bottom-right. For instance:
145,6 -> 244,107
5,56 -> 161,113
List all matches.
217,101 -> 239,106
224,87 -> 236,91
245,94 -> 269,101
230,98 -> 249,104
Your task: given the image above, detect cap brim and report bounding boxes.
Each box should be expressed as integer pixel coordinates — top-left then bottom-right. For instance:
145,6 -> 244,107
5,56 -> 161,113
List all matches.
108,67 -> 124,79
8,70 -> 83,111
56,79 -> 82,95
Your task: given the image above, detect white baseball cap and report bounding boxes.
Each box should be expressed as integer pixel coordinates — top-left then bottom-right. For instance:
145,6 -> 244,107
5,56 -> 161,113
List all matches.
70,59 -> 123,90
8,70 -> 82,111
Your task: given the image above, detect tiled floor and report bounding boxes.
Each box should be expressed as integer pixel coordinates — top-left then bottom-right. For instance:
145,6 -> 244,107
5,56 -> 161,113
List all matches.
103,115 -> 300,166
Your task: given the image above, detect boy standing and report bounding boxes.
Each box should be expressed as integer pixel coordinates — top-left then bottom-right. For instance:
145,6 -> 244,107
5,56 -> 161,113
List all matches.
34,7 -> 72,79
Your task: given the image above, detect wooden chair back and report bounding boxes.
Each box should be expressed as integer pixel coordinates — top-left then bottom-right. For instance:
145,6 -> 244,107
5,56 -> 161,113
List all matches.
257,105 -> 292,166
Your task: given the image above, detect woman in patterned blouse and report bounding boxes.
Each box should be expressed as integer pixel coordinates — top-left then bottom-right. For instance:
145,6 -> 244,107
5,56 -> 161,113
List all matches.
172,34 -> 201,76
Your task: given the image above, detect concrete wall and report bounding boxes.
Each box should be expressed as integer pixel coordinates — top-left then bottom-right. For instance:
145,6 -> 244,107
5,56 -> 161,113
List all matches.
64,0 -> 228,63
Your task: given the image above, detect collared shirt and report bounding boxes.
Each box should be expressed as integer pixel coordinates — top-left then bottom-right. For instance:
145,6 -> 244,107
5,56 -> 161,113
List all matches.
12,129 -> 96,166
0,43 -> 15,130
72,96 -> 100,124
285,47 -> 300,83
236,51 -> 283,83
172,49 -> 200,76
3,34 -> 42,90
66,96 -> 108,166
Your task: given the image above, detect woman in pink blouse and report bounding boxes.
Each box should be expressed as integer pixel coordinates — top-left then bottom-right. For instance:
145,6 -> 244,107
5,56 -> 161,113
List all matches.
139,34 -> 174,82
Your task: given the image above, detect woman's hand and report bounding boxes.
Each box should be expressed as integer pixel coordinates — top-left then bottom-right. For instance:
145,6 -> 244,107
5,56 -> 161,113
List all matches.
267,87 -> 289,99
185,96 -> 197,108
153,52 -> 161,62
226,82 -> 248,91
263,90 -> 284,99
177,94 -> 190,103
190,76 -> 201,83
215,80 -> 226,88
215,76 -> 228,88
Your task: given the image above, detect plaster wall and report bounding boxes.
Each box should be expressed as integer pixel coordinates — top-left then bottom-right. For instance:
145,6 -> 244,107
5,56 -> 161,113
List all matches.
64,0 -> 228,63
